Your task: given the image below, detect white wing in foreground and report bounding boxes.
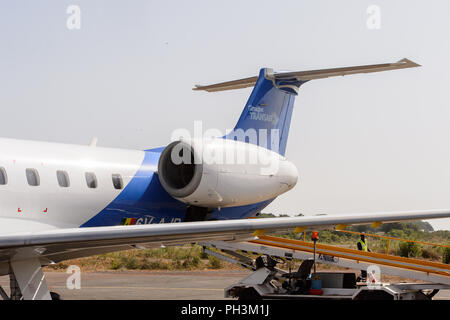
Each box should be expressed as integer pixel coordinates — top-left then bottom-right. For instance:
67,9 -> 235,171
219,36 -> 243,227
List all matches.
0,209 -> 449,265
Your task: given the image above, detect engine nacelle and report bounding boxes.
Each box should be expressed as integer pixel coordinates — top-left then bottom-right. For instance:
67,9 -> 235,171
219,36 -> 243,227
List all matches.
157,138 -> 298,208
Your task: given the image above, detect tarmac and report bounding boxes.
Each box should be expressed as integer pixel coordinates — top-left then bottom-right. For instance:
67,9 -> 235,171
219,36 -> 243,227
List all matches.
0,270 -> 449,300
0,270 -> 249,300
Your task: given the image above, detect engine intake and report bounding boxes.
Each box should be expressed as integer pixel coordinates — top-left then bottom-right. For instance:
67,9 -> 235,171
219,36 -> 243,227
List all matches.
158,141 -> 203,198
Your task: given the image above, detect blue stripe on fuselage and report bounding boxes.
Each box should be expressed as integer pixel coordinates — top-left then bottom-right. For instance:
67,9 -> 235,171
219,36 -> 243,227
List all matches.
80,148 -> 273,227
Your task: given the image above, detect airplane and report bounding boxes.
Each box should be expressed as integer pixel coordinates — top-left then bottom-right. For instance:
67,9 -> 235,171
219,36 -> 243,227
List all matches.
0,58 -> 448,300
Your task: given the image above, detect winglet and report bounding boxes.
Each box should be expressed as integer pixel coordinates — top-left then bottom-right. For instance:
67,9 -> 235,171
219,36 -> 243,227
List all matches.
398,58 -> 421,67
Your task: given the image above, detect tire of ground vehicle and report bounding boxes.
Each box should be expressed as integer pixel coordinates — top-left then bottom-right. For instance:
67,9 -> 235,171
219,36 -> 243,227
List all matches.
354,290 -> 393,300
238,287 -> 262,300
50,292 -> 62,300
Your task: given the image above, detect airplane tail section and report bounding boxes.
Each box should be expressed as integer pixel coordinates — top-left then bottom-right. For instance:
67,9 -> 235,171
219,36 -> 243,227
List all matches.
194,59 -> 420,156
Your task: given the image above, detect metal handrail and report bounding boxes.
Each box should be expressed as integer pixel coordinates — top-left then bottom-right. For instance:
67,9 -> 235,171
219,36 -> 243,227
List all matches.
334,229 -> 450,248
252,235 -> 450,276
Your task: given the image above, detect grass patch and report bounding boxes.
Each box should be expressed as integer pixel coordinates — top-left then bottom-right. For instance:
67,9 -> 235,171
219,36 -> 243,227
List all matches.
207,256 -> 223,269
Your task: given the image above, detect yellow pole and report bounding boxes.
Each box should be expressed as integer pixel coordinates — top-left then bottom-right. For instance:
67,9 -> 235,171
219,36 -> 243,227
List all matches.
386,239 -> 390,254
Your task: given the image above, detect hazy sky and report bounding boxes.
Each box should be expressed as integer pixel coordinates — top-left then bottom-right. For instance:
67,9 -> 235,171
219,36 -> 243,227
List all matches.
1,1 -> 450,230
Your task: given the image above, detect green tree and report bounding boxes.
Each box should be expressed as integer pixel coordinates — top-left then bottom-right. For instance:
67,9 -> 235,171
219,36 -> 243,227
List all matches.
443,247 -> 450,264
399,242 -> 421,258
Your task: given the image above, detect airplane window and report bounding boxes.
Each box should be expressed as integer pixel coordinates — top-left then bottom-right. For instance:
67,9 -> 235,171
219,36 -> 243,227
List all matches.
0,167 -> 7,185
85,172 -> 97,188
57,170 -> 70,188
26,168 -> 40,186
112,174 -> 123,190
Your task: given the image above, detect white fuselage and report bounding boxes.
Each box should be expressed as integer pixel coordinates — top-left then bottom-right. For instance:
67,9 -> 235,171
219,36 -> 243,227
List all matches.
0,137 -> 144,229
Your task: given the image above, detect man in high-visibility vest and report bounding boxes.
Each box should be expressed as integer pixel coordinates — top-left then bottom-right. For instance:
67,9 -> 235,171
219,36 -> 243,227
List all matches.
357,234 -> 371,252
357,234 -> 371,281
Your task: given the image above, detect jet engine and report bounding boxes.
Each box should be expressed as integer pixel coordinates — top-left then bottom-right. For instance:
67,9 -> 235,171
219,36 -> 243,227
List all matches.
157,139 -> 298,208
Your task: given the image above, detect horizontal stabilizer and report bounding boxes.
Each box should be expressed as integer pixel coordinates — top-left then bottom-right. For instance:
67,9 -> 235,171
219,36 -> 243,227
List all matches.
193,58 -> 420,92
